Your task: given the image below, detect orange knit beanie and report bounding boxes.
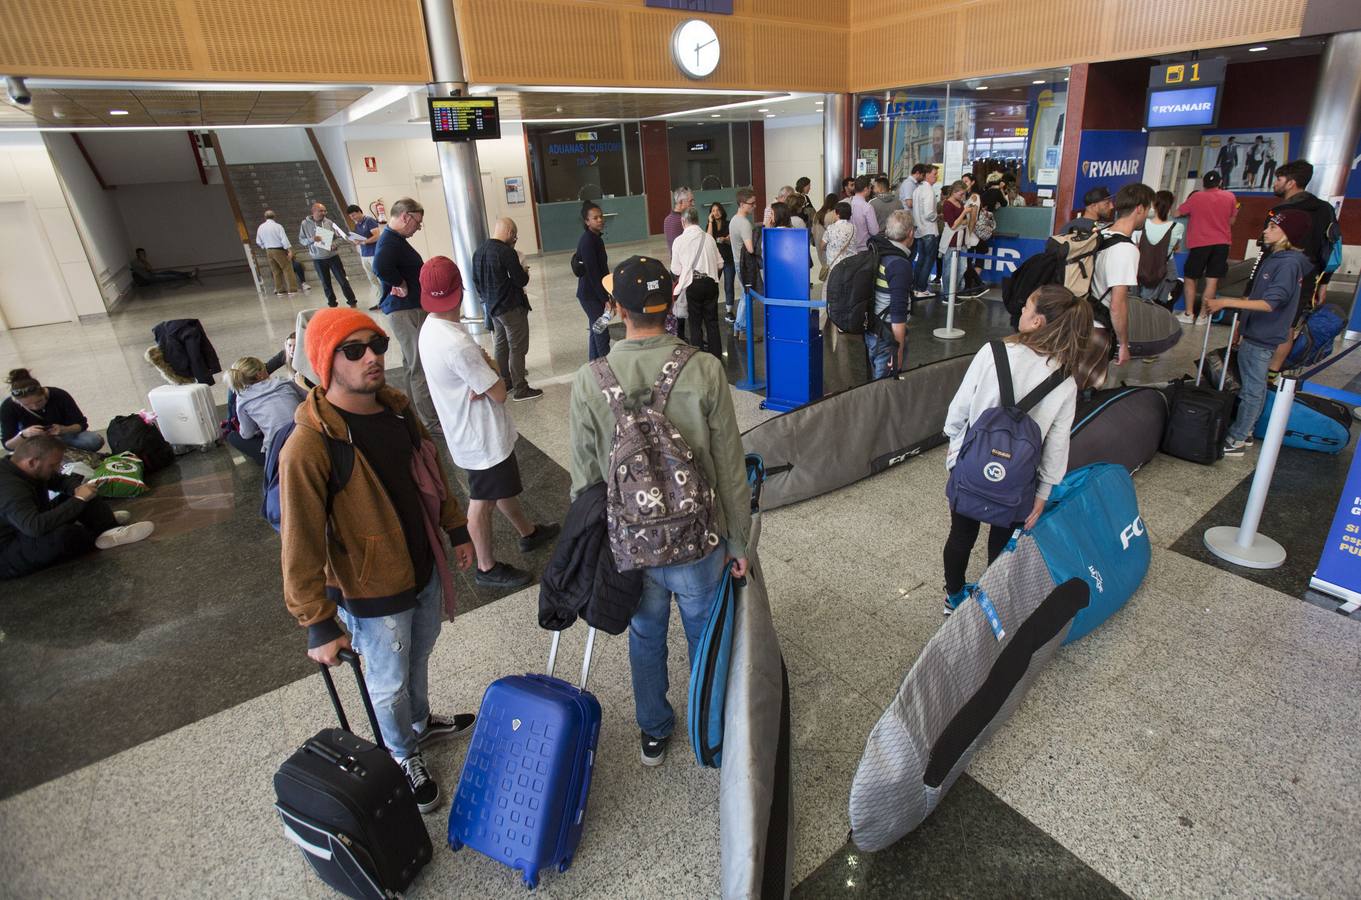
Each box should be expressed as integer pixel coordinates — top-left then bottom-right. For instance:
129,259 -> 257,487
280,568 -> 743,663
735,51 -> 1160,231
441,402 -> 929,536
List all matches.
304,307 -> 387,390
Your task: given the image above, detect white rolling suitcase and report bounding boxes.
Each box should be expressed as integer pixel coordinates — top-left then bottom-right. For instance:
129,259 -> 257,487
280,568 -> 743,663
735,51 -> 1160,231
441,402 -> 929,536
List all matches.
148,384 -> 218,449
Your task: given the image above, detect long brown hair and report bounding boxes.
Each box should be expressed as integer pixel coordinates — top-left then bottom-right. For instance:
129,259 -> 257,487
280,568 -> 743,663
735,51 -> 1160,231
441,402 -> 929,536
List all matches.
1006,285 -> 1100,387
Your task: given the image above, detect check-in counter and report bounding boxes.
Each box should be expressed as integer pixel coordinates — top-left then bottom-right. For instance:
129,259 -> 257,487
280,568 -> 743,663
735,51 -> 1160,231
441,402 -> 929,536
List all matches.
537,195 -> 651,253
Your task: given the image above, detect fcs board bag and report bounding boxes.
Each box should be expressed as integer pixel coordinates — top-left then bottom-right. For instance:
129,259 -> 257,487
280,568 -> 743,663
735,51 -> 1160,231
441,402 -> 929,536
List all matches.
1253,390 -> 1352,454
1067,386 -> 1168,474
742,353 -> 973,510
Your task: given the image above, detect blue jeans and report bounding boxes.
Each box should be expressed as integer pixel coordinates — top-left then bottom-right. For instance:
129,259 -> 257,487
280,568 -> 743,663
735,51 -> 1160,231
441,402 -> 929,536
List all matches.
864,325 -> 899,380
912,235 -> 939,292
721,260 -> 736,309
312,256 -> 356,306
339,569 -> 444,759
579,296 -> 611,361
734,287 -> 748,334
941,248 -> 967,296
1229,340 -> 1274,443
629,549 -> 726,738
62,430 -> 104,451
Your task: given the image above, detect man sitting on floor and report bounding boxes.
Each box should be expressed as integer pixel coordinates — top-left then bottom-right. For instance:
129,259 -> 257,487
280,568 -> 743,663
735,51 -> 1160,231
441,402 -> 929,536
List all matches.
0,435 -> 153,579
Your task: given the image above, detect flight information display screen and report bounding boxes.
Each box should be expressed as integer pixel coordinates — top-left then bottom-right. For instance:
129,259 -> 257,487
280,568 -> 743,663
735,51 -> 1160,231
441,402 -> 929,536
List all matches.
428,97 -> 501,141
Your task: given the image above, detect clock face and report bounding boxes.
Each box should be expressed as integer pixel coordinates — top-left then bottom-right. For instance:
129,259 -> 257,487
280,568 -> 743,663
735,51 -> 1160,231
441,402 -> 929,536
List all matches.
671,19 -> 720,79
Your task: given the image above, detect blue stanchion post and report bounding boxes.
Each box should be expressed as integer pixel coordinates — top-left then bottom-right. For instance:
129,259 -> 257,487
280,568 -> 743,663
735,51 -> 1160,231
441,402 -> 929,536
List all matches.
734,286 -> 765,392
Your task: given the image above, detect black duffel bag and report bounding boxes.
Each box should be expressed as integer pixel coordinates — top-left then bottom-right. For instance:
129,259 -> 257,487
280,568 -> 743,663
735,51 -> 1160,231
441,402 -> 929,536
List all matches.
106,414 -> 175,474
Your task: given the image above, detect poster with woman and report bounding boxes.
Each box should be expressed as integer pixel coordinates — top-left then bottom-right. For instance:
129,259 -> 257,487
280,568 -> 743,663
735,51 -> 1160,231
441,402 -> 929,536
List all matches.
1199,131 -> 1294,193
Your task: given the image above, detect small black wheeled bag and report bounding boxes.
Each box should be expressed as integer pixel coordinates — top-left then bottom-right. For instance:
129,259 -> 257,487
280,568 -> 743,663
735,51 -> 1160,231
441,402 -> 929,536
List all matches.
273,649 -> 432,899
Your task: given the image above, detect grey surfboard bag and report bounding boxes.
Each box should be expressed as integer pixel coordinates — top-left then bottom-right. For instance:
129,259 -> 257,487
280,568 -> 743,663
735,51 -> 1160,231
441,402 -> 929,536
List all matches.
848,534 -> 1089,851
741,354 -> 974,511
1126,297 -> 1182,358
1066,385 -> 1168,474
719,513 -> 795,900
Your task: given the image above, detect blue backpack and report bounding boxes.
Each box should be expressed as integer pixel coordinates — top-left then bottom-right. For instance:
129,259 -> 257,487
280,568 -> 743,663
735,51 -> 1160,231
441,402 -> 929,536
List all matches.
261,422 -> 353,532
1285,303 -> 1345,369
947,342 -> 1067,527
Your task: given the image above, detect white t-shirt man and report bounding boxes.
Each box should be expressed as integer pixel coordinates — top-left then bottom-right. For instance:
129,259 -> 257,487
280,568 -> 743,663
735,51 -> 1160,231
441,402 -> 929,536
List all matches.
1090,232 -> 1139,311
418,316 -> 516,471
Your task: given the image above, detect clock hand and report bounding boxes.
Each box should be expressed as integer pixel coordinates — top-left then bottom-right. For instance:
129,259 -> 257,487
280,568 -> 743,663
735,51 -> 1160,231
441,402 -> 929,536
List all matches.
696,38 -> 717,51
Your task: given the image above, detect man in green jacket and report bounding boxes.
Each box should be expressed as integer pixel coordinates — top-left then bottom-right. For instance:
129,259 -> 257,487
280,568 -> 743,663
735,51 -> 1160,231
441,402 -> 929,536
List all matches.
568,255 -> 752,767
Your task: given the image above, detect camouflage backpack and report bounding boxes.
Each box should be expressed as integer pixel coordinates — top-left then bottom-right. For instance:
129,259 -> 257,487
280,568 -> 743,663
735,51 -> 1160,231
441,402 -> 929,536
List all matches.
591,345 -> 720,571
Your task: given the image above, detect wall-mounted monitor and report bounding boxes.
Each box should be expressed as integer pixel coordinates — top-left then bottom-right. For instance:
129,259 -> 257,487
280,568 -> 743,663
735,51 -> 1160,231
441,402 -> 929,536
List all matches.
687,140 -> 712,153
1146,85 -> 1219,130
428,97 -> 501,142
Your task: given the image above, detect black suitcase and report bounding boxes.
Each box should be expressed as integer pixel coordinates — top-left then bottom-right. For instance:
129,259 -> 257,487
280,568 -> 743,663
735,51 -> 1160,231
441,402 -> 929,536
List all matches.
1161,314 -> 1238,464
274,649 -> 432,899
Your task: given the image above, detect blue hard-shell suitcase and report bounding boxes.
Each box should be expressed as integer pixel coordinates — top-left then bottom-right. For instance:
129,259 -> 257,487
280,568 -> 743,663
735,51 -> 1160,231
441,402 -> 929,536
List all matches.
448,629 -> 602,889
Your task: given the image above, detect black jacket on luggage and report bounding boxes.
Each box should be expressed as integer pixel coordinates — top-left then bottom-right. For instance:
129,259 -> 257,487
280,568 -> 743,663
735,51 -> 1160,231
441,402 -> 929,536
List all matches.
153,318 -> 221,385
538,483 -> 643,634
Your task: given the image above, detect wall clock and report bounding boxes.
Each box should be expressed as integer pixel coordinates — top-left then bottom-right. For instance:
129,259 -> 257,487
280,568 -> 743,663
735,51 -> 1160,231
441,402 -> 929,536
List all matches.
672,19 -> 720,79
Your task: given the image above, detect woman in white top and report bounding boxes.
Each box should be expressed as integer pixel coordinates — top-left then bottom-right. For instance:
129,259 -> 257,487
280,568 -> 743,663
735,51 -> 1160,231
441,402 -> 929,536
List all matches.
819,201 -> 856,294
1139,189 -> 1187,310
940,284 -> 1094,613
812,193 -> 839,265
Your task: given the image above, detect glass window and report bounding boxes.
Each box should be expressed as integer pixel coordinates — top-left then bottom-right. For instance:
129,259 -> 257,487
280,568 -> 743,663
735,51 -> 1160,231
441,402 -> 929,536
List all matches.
528,124 -> 632,203
667,122 -> 740,190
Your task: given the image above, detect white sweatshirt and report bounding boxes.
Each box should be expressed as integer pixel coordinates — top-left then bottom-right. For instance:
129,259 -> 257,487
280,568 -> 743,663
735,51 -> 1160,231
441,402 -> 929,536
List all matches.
911,181 -> 939,236
943,342 -> 1077,498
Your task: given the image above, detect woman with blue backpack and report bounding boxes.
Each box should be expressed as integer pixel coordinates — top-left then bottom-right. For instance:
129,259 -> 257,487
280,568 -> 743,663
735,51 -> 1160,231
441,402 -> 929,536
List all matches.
940,284 -> 1093,615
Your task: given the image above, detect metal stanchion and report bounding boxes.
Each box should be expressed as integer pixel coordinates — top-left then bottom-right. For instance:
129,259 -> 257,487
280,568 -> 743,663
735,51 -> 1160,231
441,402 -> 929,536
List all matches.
734,287 -> 765,392
1203,377 -> 1295,568
933,250 -> 965,340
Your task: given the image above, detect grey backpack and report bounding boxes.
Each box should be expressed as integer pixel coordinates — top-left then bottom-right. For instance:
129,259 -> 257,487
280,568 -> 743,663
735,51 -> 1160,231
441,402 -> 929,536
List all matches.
591,345 -> 720,571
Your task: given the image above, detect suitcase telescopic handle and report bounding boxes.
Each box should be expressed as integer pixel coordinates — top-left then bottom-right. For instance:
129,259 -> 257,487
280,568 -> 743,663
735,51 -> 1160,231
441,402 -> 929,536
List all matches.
317,648 -> 389,754
546,627 -> 598,691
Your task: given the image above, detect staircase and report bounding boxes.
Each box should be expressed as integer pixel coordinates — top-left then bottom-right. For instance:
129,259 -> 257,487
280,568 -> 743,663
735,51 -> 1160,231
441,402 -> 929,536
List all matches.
228,160 -> 371,289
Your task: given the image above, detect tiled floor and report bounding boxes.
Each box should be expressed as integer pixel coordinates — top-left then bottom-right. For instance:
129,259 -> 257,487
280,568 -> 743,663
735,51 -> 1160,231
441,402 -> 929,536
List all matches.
2,237 -> 1360,898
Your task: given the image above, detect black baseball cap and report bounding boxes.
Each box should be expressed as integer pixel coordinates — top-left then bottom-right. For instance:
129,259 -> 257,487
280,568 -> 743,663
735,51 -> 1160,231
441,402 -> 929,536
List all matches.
1083,186 -> 1112,205
1203,170 -> 1223,188
603,255 -> 673,314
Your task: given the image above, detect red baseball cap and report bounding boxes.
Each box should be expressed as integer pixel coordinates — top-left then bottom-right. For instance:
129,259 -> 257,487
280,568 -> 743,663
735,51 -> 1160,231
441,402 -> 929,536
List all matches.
419,256 -> 464,313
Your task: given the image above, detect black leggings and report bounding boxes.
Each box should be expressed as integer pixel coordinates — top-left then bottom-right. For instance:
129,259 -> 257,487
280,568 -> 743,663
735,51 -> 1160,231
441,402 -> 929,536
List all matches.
942,509 -> 1018,595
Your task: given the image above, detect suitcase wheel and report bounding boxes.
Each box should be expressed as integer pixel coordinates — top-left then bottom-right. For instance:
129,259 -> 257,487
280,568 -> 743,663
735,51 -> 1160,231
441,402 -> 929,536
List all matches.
448,837 -> 463,852
522,868 -> 539,889
558,857 -> 573,873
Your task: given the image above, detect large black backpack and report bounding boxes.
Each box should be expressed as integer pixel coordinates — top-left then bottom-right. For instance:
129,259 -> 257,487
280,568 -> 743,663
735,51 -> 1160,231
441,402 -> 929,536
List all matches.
824,250 -> 877,334
1001,250 -> 1064,328
106,414 -> 175,474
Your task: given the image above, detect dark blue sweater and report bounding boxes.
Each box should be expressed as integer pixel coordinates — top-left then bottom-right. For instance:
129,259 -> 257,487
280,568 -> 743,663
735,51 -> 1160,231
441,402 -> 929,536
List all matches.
576,229 -> 609,304
1242,249 -> 1308,348
373,228 -> 424,315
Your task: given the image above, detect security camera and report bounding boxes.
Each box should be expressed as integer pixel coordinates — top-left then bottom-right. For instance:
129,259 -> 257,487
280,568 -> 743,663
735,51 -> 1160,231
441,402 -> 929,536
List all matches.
5,77 -> 32,106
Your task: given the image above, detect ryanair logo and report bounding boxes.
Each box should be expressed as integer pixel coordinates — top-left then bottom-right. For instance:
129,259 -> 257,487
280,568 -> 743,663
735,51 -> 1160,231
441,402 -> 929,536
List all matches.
1151,101 -> 1213,114
1081,159 -> 1141,179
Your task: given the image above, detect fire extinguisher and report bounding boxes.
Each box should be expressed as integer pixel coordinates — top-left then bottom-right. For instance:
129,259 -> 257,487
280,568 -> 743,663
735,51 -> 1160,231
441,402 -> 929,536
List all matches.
370,199 -> 386,223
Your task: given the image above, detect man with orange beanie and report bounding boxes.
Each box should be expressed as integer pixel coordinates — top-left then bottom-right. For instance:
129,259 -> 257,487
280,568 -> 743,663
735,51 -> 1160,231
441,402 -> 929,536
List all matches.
279,306 -> 477,814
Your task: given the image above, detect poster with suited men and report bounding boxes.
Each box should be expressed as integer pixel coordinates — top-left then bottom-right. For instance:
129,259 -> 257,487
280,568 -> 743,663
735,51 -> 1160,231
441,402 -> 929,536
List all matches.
1199,131 -> 1291,193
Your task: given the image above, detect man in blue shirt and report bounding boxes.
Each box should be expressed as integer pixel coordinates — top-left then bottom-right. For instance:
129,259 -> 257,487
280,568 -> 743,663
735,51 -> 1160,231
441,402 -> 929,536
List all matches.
372,197 -> 440,433
347,204 -> 383,305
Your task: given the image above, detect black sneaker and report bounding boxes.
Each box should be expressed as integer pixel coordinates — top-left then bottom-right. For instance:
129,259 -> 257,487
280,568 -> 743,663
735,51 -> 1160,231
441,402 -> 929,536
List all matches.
474,562 -> 533,589
511,386 -> 544,402
416,712 -> 476,747
399,753 -> 441,813
640,732 -> 669,767
519,522 -> 561,553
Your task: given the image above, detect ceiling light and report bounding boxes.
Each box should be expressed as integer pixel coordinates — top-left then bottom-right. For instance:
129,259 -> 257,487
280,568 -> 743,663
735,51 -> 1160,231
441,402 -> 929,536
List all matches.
766,114 -> 775,118
109,109 -> 130,115
757,108 -> 769,112
710,113 -> 721,118
975,86 -> 988,91
1248,45 -> 1268,52
1032,79 -> 1045,84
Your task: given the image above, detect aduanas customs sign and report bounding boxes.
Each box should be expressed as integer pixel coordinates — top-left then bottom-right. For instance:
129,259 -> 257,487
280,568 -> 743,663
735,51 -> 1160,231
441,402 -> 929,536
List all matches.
1071,130 -> 1148,214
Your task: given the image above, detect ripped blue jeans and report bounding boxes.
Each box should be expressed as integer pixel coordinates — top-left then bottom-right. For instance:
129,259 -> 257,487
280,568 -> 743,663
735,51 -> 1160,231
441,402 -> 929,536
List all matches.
339,570 -> 444,759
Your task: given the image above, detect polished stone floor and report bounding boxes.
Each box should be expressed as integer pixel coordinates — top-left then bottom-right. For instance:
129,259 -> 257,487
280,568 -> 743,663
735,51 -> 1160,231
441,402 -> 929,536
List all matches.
2,236 -> 1360,898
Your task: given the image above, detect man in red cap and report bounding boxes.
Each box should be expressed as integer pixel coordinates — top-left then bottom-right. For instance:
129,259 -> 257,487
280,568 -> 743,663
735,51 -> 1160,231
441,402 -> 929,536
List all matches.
417,256 -> 560,591
279,306 -> 477,813
1204,208 -> 1311,457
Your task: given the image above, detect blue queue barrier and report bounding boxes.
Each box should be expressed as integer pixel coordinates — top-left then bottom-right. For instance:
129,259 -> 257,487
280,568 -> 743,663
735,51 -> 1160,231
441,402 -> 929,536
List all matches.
977,233 -> 1192,290
759,228 -> 822,412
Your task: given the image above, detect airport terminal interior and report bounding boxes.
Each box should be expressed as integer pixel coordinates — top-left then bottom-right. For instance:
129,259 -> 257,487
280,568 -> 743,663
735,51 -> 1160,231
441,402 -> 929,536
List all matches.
1,2 -> 1360,898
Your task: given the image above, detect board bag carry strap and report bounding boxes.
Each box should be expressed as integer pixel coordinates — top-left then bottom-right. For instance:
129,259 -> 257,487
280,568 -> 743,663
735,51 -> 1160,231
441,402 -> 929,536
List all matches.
318,648 -> 389,753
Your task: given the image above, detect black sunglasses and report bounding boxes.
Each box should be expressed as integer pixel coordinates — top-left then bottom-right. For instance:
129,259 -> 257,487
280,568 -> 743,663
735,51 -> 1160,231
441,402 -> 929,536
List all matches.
335,336 -> 390,361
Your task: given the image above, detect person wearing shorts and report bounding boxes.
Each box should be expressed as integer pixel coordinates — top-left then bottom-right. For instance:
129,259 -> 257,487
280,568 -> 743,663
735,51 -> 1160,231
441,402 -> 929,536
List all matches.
417,256 -> 560,591
1176,171 -> 1237,325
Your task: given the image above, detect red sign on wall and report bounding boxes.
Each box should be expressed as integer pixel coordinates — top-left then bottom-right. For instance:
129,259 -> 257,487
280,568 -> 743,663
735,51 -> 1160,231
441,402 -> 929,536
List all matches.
364,156 -> 377,173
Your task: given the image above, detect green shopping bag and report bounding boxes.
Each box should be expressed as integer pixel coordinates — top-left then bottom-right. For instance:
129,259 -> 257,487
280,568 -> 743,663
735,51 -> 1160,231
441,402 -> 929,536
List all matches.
90,452 -> 148,498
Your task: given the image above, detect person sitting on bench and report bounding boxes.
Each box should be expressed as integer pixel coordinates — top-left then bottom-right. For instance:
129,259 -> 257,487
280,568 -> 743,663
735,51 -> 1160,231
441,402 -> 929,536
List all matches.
0,435 -> 154,579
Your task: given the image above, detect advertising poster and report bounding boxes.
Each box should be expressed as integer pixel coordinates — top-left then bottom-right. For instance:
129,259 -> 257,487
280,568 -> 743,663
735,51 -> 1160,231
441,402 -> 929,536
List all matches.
1199,130 -> 1297,193
1024,87 -> 1067,191
1072,130 -> 1149,214
885,93 -> 946,185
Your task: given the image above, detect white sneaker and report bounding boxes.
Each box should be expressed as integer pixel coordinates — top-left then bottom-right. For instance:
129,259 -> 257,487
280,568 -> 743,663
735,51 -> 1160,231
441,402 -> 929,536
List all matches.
1176,312 -> 1194,325
300,283 -> 311,292
95,521 -> 154,550
113,510 -> 132,525
1195,316 -> 1211,327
